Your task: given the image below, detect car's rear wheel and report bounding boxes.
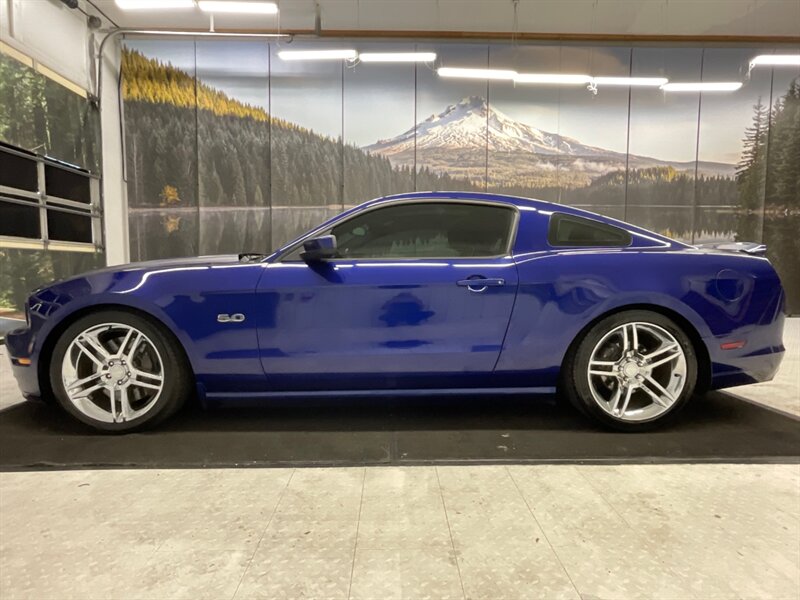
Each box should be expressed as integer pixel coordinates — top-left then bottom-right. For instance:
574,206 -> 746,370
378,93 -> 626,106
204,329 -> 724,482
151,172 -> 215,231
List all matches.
49,310 -> 192,432
563,310 -> 697,431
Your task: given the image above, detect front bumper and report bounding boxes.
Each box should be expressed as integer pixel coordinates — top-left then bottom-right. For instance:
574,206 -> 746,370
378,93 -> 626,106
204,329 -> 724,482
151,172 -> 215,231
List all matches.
5,325 -> 41,398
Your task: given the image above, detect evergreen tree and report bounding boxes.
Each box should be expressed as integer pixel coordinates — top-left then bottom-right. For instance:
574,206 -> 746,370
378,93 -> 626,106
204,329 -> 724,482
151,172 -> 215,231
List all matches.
231,160 -> 247,206
736,99 -> 770,219
762,78 -> 800,313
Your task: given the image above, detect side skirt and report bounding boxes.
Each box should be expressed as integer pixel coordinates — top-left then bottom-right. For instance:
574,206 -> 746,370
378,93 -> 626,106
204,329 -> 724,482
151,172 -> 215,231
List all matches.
203,386 -> 557,406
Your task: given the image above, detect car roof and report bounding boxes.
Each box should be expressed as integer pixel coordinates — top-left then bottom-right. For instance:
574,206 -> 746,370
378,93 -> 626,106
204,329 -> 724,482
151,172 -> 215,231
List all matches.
369,191 -> 619,223
372,191 -> 550,210
371,192 -> 617,220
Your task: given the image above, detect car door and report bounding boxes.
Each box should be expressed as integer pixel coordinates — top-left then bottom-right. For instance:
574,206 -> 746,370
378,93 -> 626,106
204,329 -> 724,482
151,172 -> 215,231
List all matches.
255,200 -> 520,390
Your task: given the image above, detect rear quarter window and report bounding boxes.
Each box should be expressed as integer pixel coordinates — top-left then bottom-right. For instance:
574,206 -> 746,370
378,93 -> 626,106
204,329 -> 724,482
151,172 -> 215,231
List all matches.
548,213 -> 632,247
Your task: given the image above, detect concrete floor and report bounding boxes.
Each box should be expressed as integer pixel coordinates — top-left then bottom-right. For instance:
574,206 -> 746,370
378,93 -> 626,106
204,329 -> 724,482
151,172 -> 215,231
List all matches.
0,319 -> 798,599
1,465 -> 798,599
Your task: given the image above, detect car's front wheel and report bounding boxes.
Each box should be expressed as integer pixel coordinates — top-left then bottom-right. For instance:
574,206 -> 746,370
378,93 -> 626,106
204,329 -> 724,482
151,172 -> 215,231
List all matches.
563,310 -> 698,431
49,310 -> 191,432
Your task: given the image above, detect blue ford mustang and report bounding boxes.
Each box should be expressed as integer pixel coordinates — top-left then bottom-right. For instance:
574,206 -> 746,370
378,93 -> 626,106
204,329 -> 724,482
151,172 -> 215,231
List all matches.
6,192 -> 785,432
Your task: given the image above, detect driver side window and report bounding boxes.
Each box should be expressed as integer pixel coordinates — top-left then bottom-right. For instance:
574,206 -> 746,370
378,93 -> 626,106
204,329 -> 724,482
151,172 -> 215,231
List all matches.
330,202 -> 514,259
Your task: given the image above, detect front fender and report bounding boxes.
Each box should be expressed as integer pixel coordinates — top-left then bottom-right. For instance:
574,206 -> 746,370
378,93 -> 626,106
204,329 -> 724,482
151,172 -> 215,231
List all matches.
7,262 -> 267,398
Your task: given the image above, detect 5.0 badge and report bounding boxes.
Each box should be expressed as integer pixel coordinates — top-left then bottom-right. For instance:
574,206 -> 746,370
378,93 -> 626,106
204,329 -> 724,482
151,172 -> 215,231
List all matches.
217,313 -> 245,323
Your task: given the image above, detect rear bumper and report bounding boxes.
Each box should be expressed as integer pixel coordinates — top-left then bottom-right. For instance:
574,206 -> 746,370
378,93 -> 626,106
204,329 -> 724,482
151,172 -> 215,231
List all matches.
710,347 -> 784,389
708,313 -> 786,390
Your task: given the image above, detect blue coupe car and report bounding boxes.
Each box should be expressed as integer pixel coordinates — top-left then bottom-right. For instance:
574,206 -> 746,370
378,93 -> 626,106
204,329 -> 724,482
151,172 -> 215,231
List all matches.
6,192 -> 785,432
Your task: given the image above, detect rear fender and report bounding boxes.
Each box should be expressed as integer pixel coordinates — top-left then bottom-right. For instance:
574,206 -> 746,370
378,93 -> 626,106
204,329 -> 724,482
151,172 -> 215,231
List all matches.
495,284 -> 712,381
495,249 -> 778,385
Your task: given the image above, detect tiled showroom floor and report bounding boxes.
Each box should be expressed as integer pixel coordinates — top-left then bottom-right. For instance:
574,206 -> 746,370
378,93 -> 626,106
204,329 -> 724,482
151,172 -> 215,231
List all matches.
0,319 -> 798,599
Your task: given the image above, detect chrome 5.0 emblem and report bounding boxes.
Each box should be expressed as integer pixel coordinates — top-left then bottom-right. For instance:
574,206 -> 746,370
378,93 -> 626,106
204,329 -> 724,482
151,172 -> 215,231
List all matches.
217,313 -> 245,323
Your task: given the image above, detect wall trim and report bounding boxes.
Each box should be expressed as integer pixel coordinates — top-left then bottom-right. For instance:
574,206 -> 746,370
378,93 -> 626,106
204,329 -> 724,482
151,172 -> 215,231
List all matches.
120,28 -> 800,45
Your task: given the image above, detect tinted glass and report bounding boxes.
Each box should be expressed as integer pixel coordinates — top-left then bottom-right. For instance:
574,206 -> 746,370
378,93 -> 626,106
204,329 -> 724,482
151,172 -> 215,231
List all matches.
548,213 -> 632,247
0,201 -> 40,238
46,209 -> 93,243
0,149 -> 38,192
45,165 -> 91,204
330,202 -> 515,259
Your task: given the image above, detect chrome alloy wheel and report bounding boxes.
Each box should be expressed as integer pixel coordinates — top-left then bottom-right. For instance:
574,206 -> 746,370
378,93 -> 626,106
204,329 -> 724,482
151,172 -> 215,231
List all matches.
586,321 -> 687,422
60,323 -> 164,424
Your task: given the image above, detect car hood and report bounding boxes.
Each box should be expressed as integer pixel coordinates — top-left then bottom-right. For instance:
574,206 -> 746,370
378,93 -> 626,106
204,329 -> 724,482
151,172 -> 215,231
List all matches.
33,254 -> 243,292
111,254 -> 242,272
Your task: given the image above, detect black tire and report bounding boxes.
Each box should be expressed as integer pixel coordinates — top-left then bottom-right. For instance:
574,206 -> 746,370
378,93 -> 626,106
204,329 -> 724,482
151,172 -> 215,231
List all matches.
561,310 -> 697,432
49,309 -> 192,433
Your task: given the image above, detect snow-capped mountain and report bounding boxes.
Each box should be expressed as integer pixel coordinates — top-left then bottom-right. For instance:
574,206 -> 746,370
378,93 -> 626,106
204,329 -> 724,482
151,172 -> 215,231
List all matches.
366,95 -> 615,158
363,96 -> 733,187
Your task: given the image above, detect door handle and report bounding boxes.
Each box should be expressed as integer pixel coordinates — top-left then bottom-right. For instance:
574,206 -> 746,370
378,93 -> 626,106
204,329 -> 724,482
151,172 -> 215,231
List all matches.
457,278 -> 505,292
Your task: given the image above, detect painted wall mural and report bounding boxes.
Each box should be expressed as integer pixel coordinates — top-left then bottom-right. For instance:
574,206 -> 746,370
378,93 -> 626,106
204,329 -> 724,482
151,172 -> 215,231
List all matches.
121,40 -> 800,313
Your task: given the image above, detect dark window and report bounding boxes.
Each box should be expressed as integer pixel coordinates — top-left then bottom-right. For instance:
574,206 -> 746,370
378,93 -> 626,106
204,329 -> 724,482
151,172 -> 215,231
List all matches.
548,213 -> 631,247
328,202 -> 515,259
46,209 -> 93,243
0,149 -> 38,193
0,142 -> 98,247
45,165 -> 91,204
0,201 -> 40,238
47,209 -> 92,244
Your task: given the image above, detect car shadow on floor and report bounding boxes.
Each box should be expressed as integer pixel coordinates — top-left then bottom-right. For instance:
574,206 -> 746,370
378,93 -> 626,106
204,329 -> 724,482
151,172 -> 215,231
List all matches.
0,392 -> 798,469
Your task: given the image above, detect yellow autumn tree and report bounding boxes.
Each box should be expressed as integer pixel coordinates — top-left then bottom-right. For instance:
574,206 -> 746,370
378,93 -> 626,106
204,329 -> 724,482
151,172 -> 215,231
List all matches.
159,184 -> 180,206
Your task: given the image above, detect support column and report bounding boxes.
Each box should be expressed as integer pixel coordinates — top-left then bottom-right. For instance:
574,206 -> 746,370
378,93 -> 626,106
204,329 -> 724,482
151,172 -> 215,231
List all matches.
99,36 -> 129,266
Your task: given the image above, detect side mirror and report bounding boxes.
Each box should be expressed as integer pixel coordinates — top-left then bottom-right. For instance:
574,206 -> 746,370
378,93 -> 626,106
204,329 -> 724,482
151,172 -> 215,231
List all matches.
300,235 -> 338,262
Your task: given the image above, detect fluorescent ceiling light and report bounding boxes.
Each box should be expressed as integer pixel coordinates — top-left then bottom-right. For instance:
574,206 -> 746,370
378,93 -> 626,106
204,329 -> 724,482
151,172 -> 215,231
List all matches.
750,54 -> 800,67
359,52 -> 437,63
661,81 -> 743,92
514,73 -> 592,85
115,0 -> 194,8
592,76 -> 668,87
437,67 -> 517,80
198,1 -> 278,13
278,49 -> 358,61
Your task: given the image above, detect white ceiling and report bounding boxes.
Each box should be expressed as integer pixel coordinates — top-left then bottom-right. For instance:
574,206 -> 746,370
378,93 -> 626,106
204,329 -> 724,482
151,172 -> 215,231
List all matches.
86,0 -> 800,38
